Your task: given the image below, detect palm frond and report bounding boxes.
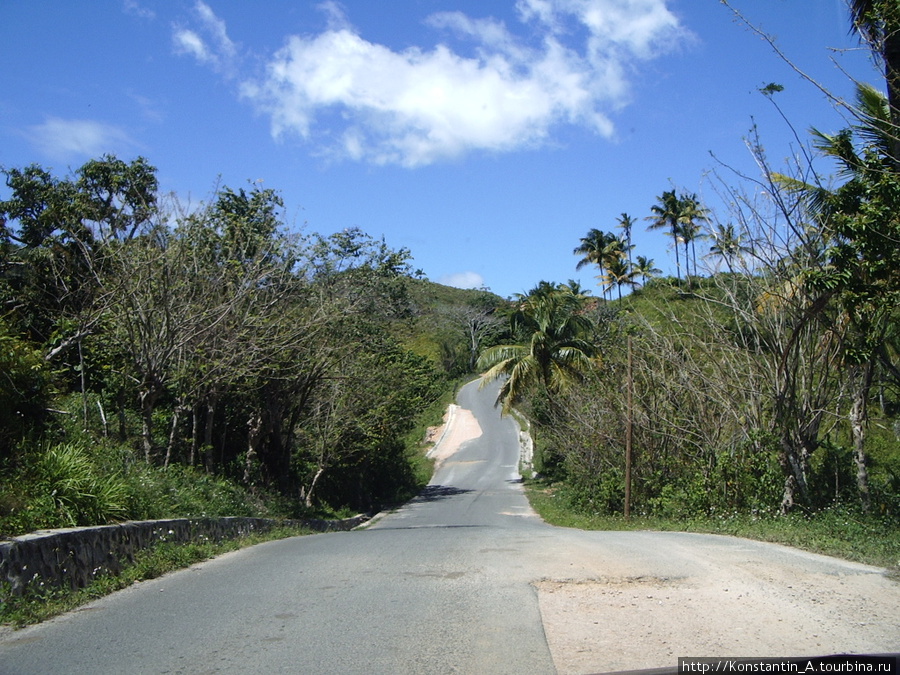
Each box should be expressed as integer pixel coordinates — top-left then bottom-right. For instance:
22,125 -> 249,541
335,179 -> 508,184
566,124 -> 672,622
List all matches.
771,172 -> 833,221
476,344 -> 527,372
853,83 -> 896,159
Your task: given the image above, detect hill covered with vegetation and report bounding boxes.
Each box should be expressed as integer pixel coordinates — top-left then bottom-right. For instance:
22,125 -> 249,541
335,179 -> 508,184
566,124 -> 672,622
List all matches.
510,277 -> 899,520
0,169 -> 507,537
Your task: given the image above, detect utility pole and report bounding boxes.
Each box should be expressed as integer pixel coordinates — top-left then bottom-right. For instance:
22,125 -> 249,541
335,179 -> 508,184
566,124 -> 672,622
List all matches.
625,334 -> 633,518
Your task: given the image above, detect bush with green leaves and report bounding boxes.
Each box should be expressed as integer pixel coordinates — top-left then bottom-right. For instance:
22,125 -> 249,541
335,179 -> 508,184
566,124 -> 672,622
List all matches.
0,318 -> 50,461
3,442 -> 129,532
120,463 -> 274,521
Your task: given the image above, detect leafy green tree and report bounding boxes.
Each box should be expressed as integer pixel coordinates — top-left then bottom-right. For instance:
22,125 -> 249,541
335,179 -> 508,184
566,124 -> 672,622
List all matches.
0,317 -> 50,460
1,157 -> 160,430
0,165 -> 93,346
75,155 -> 158,242
775,83 -> 900,511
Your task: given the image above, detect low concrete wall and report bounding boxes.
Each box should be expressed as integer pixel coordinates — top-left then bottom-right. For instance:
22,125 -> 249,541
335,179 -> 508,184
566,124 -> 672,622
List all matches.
0,514 -> 368,597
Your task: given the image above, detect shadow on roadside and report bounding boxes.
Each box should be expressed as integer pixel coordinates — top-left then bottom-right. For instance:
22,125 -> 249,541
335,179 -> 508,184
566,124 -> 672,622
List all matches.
412,485 -> 473,502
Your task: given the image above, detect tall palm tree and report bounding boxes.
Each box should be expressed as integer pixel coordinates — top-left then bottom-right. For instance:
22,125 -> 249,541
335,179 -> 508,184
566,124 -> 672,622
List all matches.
647,190 -> 683,283
574,228 -> 619,299
601,236 -> 626,267
574,228 -> 609,298
477,284 -> 598,412
849,0 -> 900,164
616,213 -> 636,266
602,255 -> 637,300
676,193 -> 709,284
599,236 -> 628,295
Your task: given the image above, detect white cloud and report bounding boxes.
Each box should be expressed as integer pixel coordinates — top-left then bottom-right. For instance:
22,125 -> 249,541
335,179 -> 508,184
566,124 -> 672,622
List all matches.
129,91 -> 164,123
172,1 -> 237,75
524,0 -> 683,58
173,29 -> 211,62
243,27 -> 583,167
439,271 -> 485,290
235,0 -> 688,166
123,0 -> 155,20
25,117 -> 136,161
318,0 -> 353,32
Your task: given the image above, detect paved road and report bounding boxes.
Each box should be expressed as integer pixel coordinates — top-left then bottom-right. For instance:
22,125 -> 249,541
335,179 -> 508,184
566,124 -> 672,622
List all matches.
0,379 -> 897,674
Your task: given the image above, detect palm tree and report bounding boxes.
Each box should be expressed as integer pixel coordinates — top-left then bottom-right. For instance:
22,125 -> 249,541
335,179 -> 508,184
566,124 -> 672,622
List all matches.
616,213 -> 636,266
775,83 -> 894,225
676,193 -> 709,284
708,223 -> 749,273
647,190 -> 683,283
601,236 -> 627,271
574,228 -> 620,299
517,280 -> 561,302
849,0 -> 900,164
602,255 -> 637,300
574,229 -> 610,297
633,256 -> 661,286
560,279 -> 592,299
477,284 -> 598,412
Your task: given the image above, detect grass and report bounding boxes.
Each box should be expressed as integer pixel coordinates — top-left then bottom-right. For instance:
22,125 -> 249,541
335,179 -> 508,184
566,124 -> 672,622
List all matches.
0,524 -> 314,629
525,482 -> 900,579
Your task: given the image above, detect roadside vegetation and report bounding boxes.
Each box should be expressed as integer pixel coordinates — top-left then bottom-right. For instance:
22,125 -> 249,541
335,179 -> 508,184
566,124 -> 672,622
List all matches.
526,484 -> 900,578
0,160 -> 507,538
482,2 -> 900,570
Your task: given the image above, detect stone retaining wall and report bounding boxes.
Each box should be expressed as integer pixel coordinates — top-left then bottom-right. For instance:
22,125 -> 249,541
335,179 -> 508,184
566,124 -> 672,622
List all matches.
0,514 -> 368,597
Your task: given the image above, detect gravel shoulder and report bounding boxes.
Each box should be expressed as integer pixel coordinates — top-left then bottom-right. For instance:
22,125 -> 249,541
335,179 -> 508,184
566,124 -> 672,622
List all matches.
535,547 -> 898,674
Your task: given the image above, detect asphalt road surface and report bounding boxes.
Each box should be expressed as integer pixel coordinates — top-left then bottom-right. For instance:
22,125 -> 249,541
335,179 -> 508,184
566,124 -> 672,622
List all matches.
0,379 -> 897,674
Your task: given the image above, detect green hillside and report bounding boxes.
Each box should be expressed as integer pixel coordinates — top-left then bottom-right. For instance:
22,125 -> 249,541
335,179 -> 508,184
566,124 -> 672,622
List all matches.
0,165 -> 506,537
399,278 -> 508,376
506,274 -> 900,523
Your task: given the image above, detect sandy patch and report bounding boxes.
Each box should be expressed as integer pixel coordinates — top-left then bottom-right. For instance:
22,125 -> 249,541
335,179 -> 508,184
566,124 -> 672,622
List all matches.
536,566 -> 900,674
425,404 -> 482,466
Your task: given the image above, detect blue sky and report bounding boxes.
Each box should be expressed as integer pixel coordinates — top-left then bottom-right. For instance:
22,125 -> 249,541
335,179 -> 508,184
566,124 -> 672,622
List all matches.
0,1 -> 879,298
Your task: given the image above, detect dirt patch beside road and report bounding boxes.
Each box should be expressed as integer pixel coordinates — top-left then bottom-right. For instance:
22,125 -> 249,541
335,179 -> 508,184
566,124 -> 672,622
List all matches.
426,404 -> 482,467
536,554 -> 899,674
427,399 -> 899,674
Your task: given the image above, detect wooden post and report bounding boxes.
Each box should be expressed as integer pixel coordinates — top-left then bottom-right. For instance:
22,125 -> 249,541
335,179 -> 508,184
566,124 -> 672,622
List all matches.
625,335 -> 633,519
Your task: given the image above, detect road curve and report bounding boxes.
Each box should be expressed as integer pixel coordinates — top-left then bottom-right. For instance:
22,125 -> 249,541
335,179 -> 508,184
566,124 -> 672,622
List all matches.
0,378 -> 897,674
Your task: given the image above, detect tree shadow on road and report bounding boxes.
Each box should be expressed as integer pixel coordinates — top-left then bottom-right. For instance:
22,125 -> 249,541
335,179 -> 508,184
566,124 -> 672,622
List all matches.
412,485 -> 473,502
